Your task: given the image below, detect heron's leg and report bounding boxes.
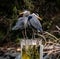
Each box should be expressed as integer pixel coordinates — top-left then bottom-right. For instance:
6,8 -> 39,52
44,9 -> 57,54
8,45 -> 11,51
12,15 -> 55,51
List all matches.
25,28 -> 28,39
32,29 -> 34,39
32,29 -> 35,39
22,31 -> 25,39
34,31 -> 35,39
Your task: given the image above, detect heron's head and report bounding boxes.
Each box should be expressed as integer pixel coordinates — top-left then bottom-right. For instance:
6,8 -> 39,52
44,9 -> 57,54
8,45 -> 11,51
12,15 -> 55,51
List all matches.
19,10 -> 30,16
32,13 -> 42,20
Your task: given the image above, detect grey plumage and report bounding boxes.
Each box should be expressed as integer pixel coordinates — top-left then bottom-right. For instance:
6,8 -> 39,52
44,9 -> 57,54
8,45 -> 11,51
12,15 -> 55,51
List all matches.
12,10 -> 30,31
12,17 -> 28,30
12,11 -> 43,32
28,13 -> 43,32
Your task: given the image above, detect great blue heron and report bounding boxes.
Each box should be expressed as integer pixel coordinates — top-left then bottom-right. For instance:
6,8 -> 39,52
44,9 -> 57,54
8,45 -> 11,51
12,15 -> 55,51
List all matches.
28,13 -> 43,32
28,13 -> 43,38
12,10 -> 30,39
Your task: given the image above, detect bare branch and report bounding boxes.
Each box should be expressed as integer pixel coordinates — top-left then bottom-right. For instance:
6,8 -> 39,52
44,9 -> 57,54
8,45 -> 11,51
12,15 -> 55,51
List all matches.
56,25 -> 60,31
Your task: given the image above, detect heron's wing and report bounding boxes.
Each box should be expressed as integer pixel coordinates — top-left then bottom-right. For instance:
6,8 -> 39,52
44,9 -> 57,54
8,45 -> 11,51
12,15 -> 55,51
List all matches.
12,17 -> 24,30
29,15 -> 43,32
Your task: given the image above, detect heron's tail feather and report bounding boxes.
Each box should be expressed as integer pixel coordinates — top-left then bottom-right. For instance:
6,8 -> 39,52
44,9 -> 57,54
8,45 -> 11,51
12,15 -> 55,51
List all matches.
12,26 -> 19,30
38,27 -> 43,32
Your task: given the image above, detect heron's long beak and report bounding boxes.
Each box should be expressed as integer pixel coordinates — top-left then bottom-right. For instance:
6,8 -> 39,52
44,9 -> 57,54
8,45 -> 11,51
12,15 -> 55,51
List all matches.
35,15 -> 42,20
19,12 -> 24,15
37,16 -> 42,20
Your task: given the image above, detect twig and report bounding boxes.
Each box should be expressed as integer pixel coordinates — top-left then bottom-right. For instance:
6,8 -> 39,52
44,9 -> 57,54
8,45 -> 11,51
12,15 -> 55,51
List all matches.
56,25 -> 60,31
43,31 -> 59,41
37,34 -> 47,44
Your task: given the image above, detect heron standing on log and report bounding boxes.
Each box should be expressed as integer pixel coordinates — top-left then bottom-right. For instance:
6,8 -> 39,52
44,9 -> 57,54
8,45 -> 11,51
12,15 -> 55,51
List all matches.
12,10 -> 30,39
28,13 -> 43,38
